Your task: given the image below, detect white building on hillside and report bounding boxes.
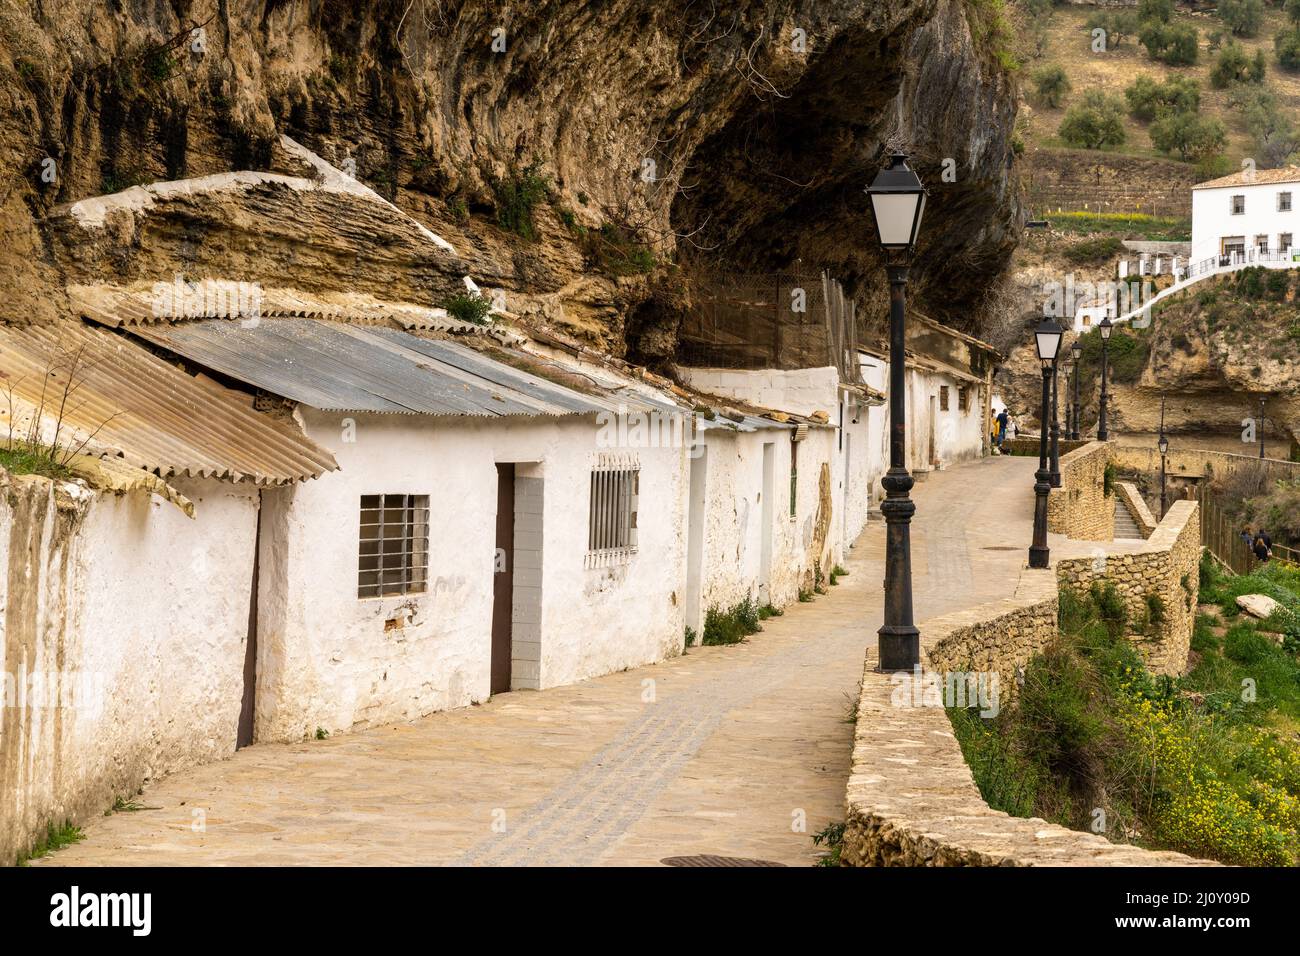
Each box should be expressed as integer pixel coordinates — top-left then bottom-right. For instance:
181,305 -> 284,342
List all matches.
1191,167 -> 1300,266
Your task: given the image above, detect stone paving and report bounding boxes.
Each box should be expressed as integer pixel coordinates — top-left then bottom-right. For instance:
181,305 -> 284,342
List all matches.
40,455 -> 1093,867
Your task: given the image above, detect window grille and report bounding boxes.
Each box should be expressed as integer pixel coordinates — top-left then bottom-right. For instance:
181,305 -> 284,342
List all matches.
958,386 -> 968,412
587,453 -> 638,565
1279,192 -> 1292,212
1281,233 -> 1294,251
939,385 -> 950,411
358,494 -> 429,598
1231,195 -> 1245,215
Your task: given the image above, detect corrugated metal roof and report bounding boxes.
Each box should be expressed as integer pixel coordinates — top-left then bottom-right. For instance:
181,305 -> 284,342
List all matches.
69,282 -> 509,336
0,321 -> 337,484
125,318 -> 653,418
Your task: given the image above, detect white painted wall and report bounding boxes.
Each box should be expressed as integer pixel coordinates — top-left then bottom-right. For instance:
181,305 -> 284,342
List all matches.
685,421 -> 838,632
679,366 -> 840,418
256,408 -> 687,741
1192,181 -> 1300,263
903,367 -> 985,473
0,472 -> 257,863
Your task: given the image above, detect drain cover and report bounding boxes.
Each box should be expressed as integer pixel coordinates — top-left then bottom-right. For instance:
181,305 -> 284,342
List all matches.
982,545 -> 1021,551
661,855 -> 786,867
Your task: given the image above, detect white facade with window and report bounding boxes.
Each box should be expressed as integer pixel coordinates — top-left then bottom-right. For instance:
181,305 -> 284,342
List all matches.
1191,170 -> 1300,265
256,408 -> 688,740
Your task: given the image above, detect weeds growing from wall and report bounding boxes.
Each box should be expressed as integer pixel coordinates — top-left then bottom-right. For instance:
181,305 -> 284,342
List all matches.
490,161 -> 550,240
442,290 -> 494,325
812,821 -> 846,867
701,597 -> 762,645
16,821 -> 84,866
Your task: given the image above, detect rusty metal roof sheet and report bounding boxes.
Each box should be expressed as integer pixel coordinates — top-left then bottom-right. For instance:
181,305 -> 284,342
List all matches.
124,317 -> 652,418
0,321 -> 337,484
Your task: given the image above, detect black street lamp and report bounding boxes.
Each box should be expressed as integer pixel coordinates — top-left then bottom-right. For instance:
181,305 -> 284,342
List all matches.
1097,317 -> 1112,441
1258,395 -> 1267,460
1158,434 -> 1169,519
1070,339 -> 1082,440
1049,356 -> 1061,488
1158,392 -> 1168,519
1030,318 -> 1064,570
867,152 -> 927,672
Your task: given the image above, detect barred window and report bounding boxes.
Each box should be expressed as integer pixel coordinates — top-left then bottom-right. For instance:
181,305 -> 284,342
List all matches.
1279,192 -> 1292,212
588,467 -> 638,554
358,494 -> 429,598
958,386 -> 969,412
1231,194 -> 1245,215
939,385 -> 950,412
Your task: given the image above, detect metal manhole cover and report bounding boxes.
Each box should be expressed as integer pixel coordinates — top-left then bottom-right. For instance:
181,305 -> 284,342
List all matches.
982,546 -> 1021,551
661,855 -> 786,867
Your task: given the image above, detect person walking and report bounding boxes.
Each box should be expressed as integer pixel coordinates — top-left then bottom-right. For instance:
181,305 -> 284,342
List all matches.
995,408 -> 1010,449
1256,528 -> 1273,563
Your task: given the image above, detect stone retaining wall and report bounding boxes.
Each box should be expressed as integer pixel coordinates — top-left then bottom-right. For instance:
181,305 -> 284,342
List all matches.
842,569 -> 1212,866
1112,444 -> 1300,484
1056,500 -> 1200,677
1047,441 -> 1113,541
926,571 -> 1058,694
1115,480 -> 1156,538
842,500 -> 1210,866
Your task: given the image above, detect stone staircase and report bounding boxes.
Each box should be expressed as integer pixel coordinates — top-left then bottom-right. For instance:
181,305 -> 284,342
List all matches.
1114,498 -> 1143,539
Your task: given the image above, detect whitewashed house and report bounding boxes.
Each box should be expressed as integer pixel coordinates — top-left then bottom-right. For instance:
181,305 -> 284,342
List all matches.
1191,167 -> 1300,267
0,313 -> 337,864
71,285 -> 697,740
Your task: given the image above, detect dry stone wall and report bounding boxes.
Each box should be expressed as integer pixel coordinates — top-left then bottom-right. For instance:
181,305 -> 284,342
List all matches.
1047,441 -> 1113,541
1115,480 -> 1156,538
1056,500 -> 1200,678
842,499 -> 1209,866
842,568 -> 1212,866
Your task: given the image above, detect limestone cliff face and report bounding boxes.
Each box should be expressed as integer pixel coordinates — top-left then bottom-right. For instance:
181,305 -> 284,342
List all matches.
1,0 -> 1020,357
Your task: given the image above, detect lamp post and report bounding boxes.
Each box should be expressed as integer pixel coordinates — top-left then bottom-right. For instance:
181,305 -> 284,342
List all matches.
1259,395 -> 1266,460
1097,317 -> 1112,441
867,152 -> 927,671
1049,356 -> 1061,488
1070,339 -> 1082,440
1030,318 -> 1064,570
1158,392 -> 1168,519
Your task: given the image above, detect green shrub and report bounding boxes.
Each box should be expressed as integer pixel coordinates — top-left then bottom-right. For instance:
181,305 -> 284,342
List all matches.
1125,73 -> 1200,121
1063,234 -> 1125,264
1058,90 -> 1127,149
1217,0 -> 1264,38
490,161 -> 550,240
1138,0 -> 1173,24
702,597 -> 762,645
1087,10 -> 1139,50
1150,111 -> 1228,162
1031,63 -> 1071,108
1276,29 -> 1300,71
442,291 -> 494,325
1210,41 -> 1266,88
949,583 -> 1300,865
1140,21 -> 1199,66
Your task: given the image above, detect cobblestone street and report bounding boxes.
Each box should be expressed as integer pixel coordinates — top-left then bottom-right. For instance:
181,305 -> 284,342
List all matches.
43,455 -> 1046,867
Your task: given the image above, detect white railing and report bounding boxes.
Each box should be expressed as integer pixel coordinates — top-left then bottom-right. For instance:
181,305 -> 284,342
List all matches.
1112,247 -> 1299,325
